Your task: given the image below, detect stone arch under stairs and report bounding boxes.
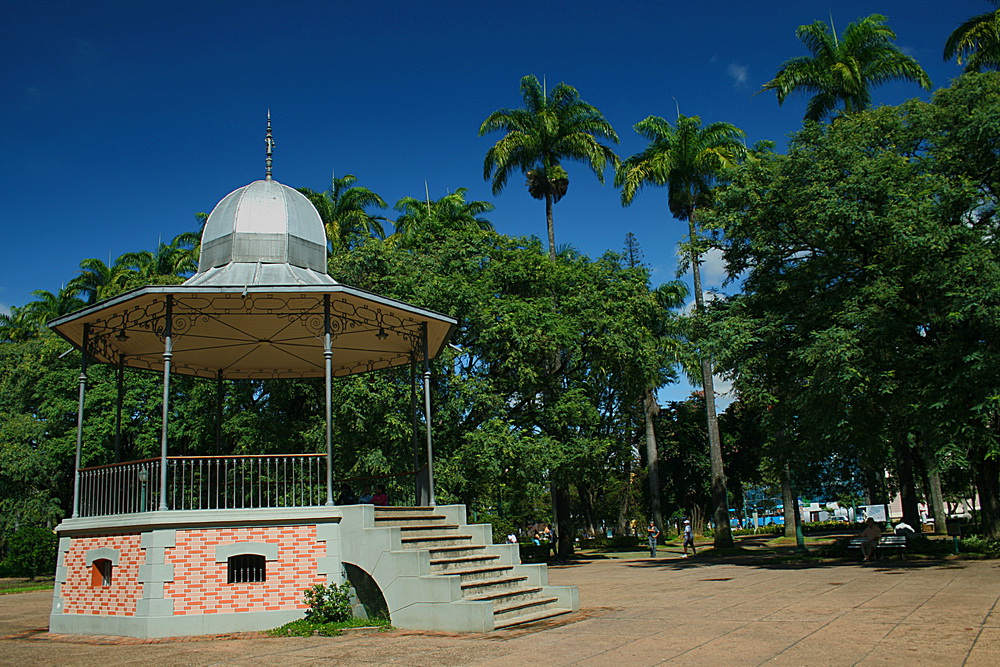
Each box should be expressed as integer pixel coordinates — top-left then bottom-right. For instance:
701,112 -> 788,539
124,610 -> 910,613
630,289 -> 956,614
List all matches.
336,504 -> 578,632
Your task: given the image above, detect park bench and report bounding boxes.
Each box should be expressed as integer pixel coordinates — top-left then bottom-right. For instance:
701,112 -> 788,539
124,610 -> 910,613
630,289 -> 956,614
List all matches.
517,543 -> 552,562
848,535 -> 908,561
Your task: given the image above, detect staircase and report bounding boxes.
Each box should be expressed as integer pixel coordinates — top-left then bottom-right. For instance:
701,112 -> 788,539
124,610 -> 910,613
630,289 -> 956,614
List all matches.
338,504 -> 578,632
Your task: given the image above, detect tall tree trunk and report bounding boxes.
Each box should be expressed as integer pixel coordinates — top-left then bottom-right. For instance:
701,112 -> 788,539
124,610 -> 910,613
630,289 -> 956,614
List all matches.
688,215 -> 732,548
864,468 -> 883,505
974,444 -> 1000,540
555,485 -> 573,558
691,505 -> 705,536
545,192 -> 556,261
643,388 -> 663,532
617,436 -> 635,535
731,478 -> 745,528
895,433 -> 921,528
920,431 -> 946,534
781,463 -> 797,540
576,482 -> 596,538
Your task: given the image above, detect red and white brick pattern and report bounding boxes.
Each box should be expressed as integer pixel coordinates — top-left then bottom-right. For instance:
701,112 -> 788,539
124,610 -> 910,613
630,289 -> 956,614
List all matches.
165,525 -> 324,615
61,533 -> 144,616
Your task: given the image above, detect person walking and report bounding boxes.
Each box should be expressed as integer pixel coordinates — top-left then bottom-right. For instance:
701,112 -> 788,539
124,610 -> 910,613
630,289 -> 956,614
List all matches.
646,520 -> 660,558
682,519 -> 696,557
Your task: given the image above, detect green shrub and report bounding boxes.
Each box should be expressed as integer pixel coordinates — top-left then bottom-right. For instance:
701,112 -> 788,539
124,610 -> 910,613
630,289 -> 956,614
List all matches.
303,582 -> 353,623
734,524 -> 782,536
3,526 -> 57,579
483,515 -> 516,544
269,617 -> 392,637
803,520 -> 854,532
578,535 -> 641,550
959,535 -> 1000,554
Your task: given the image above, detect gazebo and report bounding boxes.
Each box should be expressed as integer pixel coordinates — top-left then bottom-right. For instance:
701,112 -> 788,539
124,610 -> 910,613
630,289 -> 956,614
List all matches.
45,126 -> 576,637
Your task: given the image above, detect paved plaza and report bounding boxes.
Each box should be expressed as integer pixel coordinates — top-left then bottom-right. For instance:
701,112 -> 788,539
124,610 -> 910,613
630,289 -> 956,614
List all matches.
2,555 -> 999,665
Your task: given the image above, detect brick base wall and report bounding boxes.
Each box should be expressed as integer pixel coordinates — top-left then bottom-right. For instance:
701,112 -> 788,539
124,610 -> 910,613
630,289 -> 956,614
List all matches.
167,525 -> 325,615
61,533 -> 144,616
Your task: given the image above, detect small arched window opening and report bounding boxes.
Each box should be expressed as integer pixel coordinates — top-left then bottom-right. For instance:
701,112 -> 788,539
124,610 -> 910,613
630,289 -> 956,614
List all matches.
227,554 -> 266,583
91,558 -> 113,587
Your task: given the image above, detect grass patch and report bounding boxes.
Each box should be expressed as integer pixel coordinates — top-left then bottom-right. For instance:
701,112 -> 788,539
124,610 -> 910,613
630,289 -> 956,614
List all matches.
268,616 -> 392,637
0,578 -> 54,595
576,548 -> 652,560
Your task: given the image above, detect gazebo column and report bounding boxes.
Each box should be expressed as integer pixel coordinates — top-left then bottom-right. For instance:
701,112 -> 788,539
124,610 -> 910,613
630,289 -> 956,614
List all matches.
113,355 -> 125,463
71,324 -> 90,519
422,323 -> 436,506
158,295 -> 173,511
214,371 -> 224,454
410,356 -> 420,505
323,295 -> 334,506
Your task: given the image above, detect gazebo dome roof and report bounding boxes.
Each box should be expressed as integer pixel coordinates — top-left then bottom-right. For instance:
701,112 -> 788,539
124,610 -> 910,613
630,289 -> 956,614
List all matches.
186,178 -> 335,287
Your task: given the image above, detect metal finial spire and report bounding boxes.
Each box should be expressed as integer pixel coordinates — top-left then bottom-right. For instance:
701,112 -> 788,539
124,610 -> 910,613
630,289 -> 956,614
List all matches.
265,110 -> 275,180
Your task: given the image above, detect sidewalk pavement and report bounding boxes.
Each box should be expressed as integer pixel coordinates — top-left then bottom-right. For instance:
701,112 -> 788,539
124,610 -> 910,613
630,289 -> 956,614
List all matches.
2,555 -> 999,666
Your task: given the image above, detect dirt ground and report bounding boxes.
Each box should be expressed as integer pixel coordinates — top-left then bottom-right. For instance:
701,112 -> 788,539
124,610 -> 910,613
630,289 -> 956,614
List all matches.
2,555 -> 999,665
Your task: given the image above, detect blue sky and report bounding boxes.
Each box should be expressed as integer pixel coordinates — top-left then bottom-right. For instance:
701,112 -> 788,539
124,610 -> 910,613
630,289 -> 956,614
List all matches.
1,0 -> 986,401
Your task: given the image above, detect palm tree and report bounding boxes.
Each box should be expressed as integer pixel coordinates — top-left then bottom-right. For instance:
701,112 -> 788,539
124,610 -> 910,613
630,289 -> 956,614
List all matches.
20,287 -> 86,327
480,75 -> 619,260
0,306 -> 37,342
616,113 -> 748,549
118,232 -> 199,284
70,256 -> 141,304
944,2 -> 1000,72
640,278 -> 689,537
298,173 -> 387,253
761,14 -> 931,122
392,188 -> 494,247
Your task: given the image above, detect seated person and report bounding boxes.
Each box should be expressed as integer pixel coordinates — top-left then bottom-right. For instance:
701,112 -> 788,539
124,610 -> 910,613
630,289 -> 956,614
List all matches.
371,485 -> 389,506
358,486 -> 373,504
336,484 -> 356,505
894,520 -> 917,539
859,517 -> 882,561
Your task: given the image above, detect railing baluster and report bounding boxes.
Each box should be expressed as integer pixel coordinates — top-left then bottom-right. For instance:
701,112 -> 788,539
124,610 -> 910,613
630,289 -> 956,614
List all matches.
101,466 -> 107,516
74,454 -> 365,515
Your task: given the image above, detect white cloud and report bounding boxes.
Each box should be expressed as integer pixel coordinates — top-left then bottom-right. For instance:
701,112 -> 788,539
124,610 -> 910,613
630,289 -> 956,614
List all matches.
674,246 -> 728,288
0,303 -> 9,317
700,247 -> 729,288
713,375 -> 736,411
727,62 -> 749,87
679,288 -> 721,316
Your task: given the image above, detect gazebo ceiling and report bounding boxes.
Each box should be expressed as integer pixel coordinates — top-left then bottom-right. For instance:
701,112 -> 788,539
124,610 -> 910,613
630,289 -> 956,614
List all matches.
49,285 -> 456,380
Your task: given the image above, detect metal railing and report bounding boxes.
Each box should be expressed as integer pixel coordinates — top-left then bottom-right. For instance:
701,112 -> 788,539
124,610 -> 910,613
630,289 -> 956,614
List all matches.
76,455 -> 421,518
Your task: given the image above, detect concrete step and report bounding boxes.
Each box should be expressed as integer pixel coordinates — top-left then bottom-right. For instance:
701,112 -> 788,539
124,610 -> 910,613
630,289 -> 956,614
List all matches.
443,565 -> 514,583
493,596 -> 560,622
401,534 -> 474,549
428,544 -> 487,559
373,506 -> 436,516
461,574 -> 529,594
397,524 -> 462,537
493,606 -> 573,630
374,514 -> 449,527
465,586 -> 543,605
430,554 -> 500,572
